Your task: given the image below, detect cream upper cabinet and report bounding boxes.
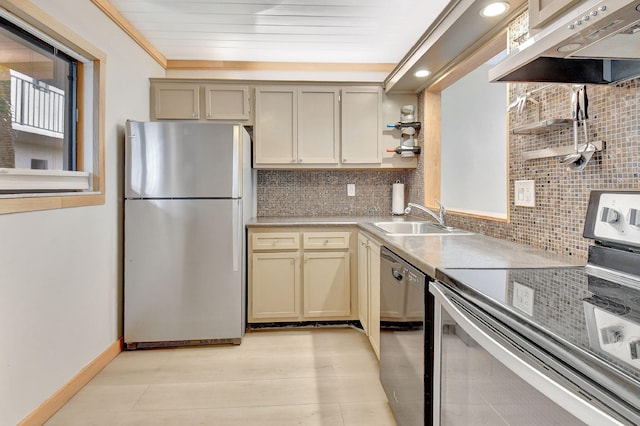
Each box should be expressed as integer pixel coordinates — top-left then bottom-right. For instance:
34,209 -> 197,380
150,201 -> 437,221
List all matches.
254,86 -> 297,164
151,81 -> 251,122
297,87 -> 340,165
254,86 -> 339,166
528,0 -> 581,29
341,86 -> 382,164
204,85 -> 250,120
152,83 -> 200,120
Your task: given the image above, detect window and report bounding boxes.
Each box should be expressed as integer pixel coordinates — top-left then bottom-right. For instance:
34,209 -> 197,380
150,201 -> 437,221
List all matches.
0,3 -> 105,214
1,16 -> 77,174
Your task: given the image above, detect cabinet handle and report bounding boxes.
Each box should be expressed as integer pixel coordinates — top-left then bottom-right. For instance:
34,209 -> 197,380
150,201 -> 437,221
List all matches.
343,158 -> 347,162
299,158 -> 303,162
273,239 -> 278,246
324,239 -> 329,245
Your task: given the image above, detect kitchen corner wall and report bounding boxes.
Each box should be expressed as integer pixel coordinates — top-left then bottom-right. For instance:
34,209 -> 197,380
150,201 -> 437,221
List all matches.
446,78 -> 639,260
256,94 -> 425,217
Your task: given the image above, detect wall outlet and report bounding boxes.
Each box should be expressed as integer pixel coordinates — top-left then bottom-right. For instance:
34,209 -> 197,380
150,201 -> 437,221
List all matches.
514,180 -> 535,207
347,184 -> 355,197
513,281 -> 534,316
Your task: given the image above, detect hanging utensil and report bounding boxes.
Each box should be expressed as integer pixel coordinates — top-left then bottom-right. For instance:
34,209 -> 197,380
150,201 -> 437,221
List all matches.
569,86 -> 596,171
559,87 -> 583,166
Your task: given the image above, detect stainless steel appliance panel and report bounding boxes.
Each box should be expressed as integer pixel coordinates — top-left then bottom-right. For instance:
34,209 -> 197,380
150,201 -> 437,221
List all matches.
380,247 -> 426,426
125,121 -> 241,199
430,281 -> 623,426
124,199 -> 242,343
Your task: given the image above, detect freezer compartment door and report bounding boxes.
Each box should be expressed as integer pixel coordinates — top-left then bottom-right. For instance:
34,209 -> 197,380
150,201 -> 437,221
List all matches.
124,199 -> 243,343
125,121 -> 243,198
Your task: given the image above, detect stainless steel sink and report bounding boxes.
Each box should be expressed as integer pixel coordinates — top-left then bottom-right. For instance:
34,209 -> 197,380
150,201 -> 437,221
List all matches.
372,221 -> 474,236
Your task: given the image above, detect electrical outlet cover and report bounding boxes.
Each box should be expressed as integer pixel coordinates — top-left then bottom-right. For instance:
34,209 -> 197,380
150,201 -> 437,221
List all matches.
514,180 -> 535,207
513,281 -> 535,315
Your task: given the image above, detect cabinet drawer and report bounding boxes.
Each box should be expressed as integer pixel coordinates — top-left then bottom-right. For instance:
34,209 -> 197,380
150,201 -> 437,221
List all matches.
252,232 -> 299,250
303,232 -> 350,250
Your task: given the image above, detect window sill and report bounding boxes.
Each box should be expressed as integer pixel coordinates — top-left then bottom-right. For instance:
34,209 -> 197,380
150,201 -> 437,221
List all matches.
0,169 -> 103,214
0,168 -> 91,192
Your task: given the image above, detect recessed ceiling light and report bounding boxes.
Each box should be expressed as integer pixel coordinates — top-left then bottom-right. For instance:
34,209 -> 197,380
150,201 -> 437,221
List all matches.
414,69 -> 430,78
557,43 -> 582,53
480,2 -> 510,17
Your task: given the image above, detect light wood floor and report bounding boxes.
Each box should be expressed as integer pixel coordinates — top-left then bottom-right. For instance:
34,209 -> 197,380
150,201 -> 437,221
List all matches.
46,327 -> 396,425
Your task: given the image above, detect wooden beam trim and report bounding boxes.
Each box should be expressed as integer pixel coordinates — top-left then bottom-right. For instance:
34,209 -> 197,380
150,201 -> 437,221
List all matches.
90,0 -> 167,68
166,60 -> 395,73
18,338 -> 122,426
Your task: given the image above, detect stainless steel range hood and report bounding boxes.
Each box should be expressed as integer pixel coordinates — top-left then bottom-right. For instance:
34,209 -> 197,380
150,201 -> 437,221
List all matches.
489,0 -> 640,84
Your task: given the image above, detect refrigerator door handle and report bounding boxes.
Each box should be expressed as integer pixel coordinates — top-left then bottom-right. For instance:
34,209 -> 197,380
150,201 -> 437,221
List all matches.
232,200 -> 241,272
232,125 -> 242,198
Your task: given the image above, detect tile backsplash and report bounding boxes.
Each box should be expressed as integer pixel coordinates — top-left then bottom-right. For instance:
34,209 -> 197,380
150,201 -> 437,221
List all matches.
256,169 -> 411,216
447,78 -> 639,260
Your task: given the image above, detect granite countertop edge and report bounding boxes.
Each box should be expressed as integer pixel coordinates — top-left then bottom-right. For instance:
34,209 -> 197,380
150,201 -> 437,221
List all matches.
247,216 -> 585,276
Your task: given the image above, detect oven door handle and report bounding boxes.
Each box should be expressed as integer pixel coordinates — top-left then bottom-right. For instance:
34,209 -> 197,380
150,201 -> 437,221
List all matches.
430,281 -> 625,426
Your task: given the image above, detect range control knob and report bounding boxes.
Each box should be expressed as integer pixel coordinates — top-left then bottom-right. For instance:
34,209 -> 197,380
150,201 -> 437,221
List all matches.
630,340 -> 640,360
601,326 -> 623,345
629,208 -> 640,226
600,207 -> 620,223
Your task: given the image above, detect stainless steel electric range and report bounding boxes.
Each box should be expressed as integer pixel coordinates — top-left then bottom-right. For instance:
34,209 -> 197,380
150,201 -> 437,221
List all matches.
431,190 -> 640,425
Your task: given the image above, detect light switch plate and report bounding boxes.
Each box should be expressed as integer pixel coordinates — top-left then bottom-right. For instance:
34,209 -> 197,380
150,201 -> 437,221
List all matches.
347,184 -> 355,197
514,180 -> 535,207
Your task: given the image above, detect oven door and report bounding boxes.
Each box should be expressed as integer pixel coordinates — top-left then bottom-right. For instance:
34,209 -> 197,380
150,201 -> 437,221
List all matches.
430,281 -> 626,426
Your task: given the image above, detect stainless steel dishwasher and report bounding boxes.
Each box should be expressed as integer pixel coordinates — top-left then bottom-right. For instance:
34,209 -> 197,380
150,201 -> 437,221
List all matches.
379,247 -> 427,426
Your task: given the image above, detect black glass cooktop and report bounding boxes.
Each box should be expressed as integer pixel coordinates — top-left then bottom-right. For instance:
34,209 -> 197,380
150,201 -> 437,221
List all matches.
436,266 -> 640,384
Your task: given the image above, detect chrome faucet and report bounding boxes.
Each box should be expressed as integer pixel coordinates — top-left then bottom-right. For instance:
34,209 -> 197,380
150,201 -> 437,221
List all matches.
404,201 -> 447,228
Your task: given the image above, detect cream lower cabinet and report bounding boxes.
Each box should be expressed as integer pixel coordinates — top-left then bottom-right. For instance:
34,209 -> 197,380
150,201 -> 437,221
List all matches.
251,252 -> 301,319
303,251 -> 350,317
248,228 -> 355,323
358,232 -> 381,359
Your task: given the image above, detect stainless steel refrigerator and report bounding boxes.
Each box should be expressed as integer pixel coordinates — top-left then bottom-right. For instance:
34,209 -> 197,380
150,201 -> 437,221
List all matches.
123,120 -> 254,349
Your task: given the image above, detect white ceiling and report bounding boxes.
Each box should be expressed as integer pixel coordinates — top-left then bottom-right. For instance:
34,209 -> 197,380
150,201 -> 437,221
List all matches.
108,0 -> 451,64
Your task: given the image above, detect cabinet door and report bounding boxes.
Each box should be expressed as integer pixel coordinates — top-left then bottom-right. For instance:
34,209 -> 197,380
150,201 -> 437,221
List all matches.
297,87 -> 339,165
357,234 -> 370,335
341,87 -> 382,164
153,83 -> 200,120
368,239 -> 381,359
204,85 -> 250,120
528,0 -> 580,29
254,87 -> 297,165
303,251 -> 350,317
250,252 -> 300,320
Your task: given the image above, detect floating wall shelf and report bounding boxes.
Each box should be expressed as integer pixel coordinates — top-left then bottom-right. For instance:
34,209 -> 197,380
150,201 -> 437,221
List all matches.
511,119 -> 573,135
522,141 -> 605,161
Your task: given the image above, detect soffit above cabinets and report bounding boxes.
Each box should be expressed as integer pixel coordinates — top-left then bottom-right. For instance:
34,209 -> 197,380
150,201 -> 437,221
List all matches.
105,0 -> 451,65
384,0 -> 527,93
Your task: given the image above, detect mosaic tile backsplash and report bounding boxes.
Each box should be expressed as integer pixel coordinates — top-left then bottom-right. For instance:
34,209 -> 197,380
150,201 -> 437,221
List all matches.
447,79 -> 639,260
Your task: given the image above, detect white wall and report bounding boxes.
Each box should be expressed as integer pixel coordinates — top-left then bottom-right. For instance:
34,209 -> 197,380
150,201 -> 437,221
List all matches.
0,1 -> 164,424
441,60 -> 508,218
